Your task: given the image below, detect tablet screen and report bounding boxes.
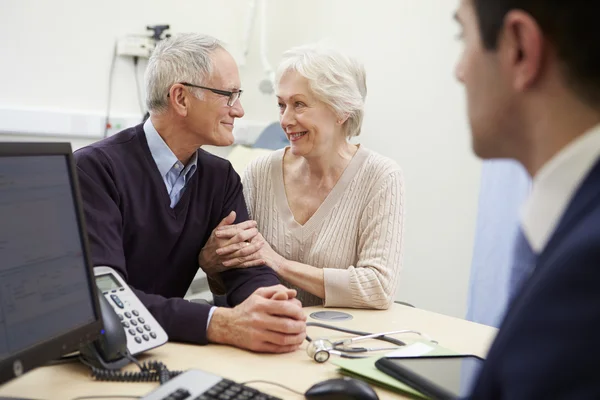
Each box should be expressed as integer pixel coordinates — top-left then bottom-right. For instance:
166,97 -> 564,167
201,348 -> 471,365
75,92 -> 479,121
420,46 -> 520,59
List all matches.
382,356 -> 484,397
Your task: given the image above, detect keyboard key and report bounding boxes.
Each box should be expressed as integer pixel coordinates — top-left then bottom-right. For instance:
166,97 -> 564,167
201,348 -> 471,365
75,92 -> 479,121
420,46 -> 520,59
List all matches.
217,393 -> 232,400
228,385 -> 242,393
150,332 -> 157,339
207,388 -> 221,397
124,312 -> 132,318
131,319 -> 138,326
135,337 -> 142,344
128,329 -> 136,336
138,317 -> 146,324
118,314 -> 123,320
173,388 -> 191,400
132,310 -> 140,316
193,396 -> 210,400
137,327 -> 144,333
143,334 -> 150,341
144,324 -> 152,331
122,322 -> 130,328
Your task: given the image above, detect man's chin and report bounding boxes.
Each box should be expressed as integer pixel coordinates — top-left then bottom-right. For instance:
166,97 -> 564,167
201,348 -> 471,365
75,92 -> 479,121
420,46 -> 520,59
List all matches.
213,132 -> 235,147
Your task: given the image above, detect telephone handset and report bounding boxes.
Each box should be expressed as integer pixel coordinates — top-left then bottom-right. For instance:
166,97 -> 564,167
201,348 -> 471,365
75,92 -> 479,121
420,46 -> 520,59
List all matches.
80,266 -> 168,370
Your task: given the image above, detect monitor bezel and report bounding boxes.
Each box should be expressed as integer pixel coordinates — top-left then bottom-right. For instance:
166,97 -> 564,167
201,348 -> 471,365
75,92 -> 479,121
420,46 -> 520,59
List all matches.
0,142 -> 103,385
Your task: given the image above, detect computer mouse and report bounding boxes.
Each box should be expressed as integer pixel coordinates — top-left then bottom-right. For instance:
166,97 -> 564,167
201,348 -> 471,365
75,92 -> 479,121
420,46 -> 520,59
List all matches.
305,377 -> 379,400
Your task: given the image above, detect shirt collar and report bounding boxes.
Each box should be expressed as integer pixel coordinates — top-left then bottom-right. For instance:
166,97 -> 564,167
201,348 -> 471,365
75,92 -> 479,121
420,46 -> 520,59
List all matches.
144,118 -> 199,180
522,123 -> 600,253
144,119 -> 178,179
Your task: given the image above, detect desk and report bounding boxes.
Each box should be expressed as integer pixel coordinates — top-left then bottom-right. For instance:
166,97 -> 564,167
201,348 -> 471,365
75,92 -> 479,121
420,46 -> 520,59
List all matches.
0,304 -> 496,400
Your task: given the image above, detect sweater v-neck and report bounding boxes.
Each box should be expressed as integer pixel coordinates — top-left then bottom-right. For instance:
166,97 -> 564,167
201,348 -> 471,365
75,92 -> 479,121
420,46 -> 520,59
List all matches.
137,127 -> 196,218
271,145 -> 369,240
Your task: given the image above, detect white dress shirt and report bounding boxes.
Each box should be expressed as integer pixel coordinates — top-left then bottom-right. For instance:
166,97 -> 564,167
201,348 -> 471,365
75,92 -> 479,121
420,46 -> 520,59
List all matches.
522,124 -> 600,253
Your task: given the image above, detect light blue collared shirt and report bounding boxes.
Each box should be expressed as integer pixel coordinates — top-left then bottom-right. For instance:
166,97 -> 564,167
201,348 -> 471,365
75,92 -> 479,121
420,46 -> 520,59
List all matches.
143,119 -> 216,331
144,119 -> 198,208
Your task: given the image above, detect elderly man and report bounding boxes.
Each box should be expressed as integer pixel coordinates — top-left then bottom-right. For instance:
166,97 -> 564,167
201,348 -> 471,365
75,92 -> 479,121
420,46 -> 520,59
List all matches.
74,33 -> 305,353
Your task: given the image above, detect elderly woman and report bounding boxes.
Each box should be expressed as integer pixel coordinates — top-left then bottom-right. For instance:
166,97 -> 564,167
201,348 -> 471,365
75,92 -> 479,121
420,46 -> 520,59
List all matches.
215,44 -> 404,309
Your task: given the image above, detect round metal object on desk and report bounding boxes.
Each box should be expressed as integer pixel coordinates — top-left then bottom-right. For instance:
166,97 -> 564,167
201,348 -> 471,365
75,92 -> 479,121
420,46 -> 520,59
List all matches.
309,311 -> 353,321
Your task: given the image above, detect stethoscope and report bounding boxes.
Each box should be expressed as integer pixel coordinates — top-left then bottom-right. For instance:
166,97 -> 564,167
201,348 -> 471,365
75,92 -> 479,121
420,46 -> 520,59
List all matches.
306,322 -> 438,363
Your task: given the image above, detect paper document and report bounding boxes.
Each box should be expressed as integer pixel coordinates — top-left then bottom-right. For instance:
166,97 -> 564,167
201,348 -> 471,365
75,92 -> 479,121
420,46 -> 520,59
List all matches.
385,342 -> 435,357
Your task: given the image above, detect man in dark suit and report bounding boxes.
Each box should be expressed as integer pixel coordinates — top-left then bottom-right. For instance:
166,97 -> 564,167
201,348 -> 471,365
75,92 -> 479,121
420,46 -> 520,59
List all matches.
454,0 -> 600,398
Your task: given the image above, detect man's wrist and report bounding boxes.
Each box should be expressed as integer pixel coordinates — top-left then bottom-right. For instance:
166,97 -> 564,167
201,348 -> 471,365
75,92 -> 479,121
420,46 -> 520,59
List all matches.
206,307 -> 234,345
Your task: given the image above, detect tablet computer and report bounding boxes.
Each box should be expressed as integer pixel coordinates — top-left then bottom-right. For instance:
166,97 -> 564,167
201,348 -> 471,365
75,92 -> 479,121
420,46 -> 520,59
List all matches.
375,355 -> 484,400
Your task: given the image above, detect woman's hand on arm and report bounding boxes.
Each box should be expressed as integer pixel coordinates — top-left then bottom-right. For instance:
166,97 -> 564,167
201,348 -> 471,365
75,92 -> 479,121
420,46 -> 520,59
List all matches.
216,231 -> 327,299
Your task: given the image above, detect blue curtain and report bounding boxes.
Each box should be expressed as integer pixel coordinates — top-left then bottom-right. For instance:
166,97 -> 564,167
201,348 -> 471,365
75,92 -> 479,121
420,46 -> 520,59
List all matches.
466,160 -> 531,327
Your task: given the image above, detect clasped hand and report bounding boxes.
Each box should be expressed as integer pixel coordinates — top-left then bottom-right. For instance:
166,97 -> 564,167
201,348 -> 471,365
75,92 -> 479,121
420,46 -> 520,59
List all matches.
212,214 -> 285,273
198,211 -> 276,275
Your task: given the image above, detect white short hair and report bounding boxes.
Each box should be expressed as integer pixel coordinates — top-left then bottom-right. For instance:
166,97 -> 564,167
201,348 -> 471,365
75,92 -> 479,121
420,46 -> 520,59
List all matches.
275,44 -> 367,138
145,33 -> 224,113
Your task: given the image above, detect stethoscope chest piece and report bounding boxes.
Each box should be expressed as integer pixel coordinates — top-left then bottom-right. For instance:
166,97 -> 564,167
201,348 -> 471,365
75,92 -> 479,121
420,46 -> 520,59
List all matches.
307,339 -> 334,363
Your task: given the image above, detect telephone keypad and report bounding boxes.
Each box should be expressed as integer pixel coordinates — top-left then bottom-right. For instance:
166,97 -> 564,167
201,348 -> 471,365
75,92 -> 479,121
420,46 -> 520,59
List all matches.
123,314 -> 160,343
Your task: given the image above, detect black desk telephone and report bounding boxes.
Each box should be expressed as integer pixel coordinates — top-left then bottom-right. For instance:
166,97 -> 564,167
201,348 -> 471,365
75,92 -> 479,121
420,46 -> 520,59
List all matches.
80,266 -> 169,371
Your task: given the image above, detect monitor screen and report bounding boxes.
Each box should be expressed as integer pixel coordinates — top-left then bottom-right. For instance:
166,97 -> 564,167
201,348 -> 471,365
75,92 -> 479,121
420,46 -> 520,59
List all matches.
0,145 -> 101,384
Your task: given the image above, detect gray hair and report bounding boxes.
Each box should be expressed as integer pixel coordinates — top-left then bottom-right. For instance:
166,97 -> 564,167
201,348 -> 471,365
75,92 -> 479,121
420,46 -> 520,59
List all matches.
145,33 -> 224,113
275,44 -> 367,138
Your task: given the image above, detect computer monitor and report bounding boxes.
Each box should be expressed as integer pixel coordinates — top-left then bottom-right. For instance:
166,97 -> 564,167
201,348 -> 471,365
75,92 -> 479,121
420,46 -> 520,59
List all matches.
0,143 -> 103,386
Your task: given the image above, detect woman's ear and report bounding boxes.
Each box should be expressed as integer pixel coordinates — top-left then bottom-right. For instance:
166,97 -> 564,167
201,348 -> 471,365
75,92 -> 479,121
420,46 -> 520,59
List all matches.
337,113 -> 350,125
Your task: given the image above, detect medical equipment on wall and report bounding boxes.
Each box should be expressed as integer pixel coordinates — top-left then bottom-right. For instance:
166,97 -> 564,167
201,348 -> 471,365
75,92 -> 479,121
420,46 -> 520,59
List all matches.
305,322 -> 438,363
239,0 -> 275,94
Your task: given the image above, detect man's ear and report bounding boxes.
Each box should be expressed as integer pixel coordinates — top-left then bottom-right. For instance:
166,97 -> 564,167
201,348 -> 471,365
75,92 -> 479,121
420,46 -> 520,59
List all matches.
169,84 -> 189,117
502,10 -> 544,92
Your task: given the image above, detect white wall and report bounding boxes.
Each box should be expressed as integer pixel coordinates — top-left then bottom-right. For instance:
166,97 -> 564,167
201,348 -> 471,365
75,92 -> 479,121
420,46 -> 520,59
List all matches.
0,0 -> 481,319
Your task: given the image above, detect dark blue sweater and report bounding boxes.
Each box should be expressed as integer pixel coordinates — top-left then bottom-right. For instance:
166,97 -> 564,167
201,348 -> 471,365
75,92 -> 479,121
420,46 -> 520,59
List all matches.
74,124 -> 280,344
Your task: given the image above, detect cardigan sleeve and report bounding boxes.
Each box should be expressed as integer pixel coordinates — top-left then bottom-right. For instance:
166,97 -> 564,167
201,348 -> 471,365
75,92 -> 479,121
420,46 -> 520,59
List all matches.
323,169 -> 404,309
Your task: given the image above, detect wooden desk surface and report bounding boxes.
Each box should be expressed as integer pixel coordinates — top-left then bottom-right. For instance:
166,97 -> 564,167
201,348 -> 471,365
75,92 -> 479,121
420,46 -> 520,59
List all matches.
0,304 -> 497,400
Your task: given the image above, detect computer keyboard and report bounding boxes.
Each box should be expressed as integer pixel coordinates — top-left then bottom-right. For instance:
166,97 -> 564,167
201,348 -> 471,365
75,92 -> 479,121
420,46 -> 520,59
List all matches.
141,369 -> 283,400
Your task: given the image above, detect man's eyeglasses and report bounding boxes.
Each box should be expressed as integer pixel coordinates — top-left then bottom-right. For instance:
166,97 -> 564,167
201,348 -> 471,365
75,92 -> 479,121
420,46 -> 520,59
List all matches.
168,82 -> 242,106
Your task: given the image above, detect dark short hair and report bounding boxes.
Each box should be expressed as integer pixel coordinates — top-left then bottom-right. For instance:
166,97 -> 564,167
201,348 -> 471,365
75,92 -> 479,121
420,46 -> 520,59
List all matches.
473,0 -> 600,106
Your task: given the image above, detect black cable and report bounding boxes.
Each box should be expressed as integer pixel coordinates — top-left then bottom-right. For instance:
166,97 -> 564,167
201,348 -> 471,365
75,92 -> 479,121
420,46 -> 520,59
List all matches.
241,380 -> 304,396
133,56 -> 145,116
104,40 -> 118,138
80,354 -> 182,385
71,396 -> 140,400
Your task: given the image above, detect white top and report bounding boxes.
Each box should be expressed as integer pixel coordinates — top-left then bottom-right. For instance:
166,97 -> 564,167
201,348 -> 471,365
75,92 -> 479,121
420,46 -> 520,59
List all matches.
242,146 -> 405,308
522,124 -> 600,253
